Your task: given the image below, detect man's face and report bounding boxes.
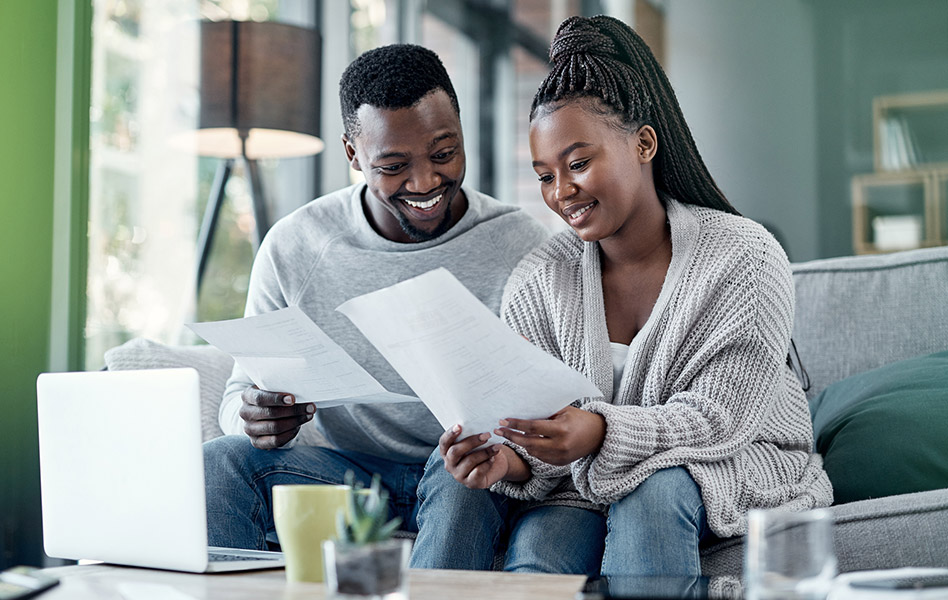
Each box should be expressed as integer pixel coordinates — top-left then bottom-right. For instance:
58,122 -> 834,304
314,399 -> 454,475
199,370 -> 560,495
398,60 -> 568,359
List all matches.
343,90 -> 467,243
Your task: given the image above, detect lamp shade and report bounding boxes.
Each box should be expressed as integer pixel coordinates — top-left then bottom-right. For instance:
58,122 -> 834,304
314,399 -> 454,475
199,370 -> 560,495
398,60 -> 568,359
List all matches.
196,20 -> 323,159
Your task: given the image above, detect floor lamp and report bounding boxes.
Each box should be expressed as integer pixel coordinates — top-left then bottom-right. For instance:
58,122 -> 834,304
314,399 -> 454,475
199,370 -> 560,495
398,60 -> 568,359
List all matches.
194,19 -> 324,294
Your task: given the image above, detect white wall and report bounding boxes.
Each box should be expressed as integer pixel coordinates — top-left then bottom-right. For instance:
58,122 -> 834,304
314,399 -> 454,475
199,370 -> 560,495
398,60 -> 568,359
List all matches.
663,0 -> 818,261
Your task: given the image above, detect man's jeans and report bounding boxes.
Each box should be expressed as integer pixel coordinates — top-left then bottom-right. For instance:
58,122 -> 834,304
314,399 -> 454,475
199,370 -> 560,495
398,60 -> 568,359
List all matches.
203,435 -> 424,550
410,448 -> 711,576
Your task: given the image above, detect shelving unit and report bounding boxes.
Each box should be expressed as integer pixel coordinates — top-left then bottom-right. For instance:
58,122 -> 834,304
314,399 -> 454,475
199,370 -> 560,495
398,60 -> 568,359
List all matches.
852,170 -> 944,255
852,90 -> 948,254
873,90 -> 948,172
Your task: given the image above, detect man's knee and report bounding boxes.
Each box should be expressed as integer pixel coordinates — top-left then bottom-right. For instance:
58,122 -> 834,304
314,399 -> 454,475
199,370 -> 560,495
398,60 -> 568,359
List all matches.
204,435 -> 253,477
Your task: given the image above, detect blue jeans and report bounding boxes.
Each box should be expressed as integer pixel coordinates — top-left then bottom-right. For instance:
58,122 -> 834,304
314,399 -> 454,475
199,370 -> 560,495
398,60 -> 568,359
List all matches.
203,435 -> 424,550
410,453 -> 710,576
601,467 -> 713,577
409,450 -> 606,574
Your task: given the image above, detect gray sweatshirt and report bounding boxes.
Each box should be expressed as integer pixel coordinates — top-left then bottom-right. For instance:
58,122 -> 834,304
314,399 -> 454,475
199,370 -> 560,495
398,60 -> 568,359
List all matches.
220,183 -> 549,463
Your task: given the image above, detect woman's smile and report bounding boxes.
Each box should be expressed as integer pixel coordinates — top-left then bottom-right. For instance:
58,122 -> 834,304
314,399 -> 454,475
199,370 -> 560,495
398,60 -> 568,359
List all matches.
563,200 -> 598,225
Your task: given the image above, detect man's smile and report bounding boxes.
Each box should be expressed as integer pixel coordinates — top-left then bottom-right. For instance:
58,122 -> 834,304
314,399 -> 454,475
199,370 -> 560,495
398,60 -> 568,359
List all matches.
403,194 -> 443,211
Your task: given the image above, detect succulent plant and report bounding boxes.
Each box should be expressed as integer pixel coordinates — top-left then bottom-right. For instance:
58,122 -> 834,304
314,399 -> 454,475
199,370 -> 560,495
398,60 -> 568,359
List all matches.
334,470 -> 402,546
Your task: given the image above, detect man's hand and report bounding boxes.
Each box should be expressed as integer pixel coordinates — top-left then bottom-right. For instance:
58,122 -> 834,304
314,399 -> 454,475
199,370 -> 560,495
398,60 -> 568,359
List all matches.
439,425 -> 530,489
494,406 -> 606,466
239,386 -> 315,450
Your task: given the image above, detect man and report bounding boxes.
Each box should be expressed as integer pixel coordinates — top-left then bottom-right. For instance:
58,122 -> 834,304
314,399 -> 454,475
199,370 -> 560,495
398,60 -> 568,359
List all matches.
203,44 -> 548,552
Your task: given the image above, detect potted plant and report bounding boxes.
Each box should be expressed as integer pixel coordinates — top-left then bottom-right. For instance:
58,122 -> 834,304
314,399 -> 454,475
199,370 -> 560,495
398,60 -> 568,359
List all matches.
322,471 -> 411,599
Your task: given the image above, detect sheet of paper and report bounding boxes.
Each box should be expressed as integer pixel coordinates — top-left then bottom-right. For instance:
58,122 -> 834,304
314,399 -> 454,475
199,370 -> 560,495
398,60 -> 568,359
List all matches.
337,268 -> 603,445
186,306 -> 417,407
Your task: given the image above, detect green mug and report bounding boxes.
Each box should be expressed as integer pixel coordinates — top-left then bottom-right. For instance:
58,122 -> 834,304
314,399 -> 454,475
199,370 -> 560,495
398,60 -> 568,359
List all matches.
272,484 -> 351,583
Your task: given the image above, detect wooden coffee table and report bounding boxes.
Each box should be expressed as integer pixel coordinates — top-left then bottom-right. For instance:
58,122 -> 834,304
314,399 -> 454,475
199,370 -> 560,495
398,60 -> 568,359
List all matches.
39,564 -> 587,599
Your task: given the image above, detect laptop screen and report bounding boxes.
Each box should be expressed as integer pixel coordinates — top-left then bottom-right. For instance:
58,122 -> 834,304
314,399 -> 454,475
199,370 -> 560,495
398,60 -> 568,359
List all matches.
36,368 -> 211,571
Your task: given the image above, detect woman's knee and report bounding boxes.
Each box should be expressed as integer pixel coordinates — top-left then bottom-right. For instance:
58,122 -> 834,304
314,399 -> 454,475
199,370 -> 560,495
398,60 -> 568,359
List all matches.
603,468 -> 706,577
416,449 -> 506,521
610,467 -> 703,525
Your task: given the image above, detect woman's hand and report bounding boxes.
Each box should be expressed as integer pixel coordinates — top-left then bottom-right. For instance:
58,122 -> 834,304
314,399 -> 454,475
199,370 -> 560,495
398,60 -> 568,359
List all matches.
494,406 -> 606,466
439,426 -> 531,489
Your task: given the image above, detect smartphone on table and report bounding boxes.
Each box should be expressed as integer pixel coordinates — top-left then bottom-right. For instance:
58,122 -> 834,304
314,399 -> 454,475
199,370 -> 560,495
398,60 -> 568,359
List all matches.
578,575 -> 723,600
0,567 -> 59,600
849,572 -> 948,591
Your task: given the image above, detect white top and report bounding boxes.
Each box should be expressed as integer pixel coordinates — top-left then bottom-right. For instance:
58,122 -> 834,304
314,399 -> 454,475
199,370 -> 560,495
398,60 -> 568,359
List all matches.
610,342 -> 630,397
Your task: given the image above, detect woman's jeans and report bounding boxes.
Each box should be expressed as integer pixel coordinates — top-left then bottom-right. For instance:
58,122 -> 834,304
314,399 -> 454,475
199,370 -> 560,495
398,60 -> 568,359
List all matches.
410,449 -> 711,576
601,466 -> 713,576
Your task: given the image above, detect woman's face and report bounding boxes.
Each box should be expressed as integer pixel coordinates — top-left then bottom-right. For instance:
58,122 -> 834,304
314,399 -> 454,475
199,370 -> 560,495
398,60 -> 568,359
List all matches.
529,100 -> 658,243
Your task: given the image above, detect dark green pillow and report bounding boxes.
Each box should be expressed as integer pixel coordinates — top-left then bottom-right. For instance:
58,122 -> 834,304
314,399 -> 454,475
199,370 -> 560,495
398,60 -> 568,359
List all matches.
809,350 -> 948,505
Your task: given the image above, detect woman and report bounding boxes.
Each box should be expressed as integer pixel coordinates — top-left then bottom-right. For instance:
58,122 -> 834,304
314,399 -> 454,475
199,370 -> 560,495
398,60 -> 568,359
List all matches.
433,15 -> 832,576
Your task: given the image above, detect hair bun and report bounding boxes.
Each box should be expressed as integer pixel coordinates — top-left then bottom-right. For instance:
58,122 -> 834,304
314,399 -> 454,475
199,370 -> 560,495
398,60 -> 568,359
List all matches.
549,16 -> 618,64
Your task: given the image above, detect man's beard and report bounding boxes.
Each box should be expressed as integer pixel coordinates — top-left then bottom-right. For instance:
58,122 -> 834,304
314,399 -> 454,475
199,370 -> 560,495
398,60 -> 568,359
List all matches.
395,203 -> 454,242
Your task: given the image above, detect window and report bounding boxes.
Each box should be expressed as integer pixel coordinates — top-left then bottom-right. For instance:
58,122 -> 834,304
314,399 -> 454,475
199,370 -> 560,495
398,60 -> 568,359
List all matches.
85,0 -> 312,368
84,0 -> 605,368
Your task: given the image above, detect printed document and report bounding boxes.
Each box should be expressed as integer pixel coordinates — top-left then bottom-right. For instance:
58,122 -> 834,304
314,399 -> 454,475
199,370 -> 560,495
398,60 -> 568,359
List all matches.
337,268 -> 603,445
186,306 -> 417,407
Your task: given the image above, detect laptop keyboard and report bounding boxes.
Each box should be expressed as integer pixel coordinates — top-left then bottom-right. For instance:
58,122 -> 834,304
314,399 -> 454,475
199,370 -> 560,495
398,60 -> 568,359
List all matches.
208,552 -> 274,562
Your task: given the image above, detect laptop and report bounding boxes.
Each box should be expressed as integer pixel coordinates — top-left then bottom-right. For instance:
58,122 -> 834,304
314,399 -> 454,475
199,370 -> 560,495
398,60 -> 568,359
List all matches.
36,368 -> 285,573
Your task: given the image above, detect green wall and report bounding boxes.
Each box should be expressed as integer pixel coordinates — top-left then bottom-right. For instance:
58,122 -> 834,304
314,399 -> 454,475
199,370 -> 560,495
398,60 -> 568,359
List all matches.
814,0 -> 948,258
0,3 -> 60,568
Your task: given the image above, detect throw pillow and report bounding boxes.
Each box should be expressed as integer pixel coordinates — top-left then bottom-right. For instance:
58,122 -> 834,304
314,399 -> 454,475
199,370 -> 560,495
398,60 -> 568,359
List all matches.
104,337 -> 234,442
809,349 -> 948,505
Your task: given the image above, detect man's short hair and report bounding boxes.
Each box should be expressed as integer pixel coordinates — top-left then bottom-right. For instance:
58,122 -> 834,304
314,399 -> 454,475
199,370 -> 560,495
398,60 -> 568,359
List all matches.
339,44 -> 460,138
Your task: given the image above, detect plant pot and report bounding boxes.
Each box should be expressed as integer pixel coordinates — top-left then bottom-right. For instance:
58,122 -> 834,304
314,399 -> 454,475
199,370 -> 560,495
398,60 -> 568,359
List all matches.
322,538 -> 411,599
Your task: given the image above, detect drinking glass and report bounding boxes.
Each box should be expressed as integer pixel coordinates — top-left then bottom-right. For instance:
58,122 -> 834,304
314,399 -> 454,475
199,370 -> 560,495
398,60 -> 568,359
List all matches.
743,508 -> 836,600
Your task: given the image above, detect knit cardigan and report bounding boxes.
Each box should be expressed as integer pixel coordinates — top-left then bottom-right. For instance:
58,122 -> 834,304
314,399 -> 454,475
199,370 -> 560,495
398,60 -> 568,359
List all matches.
493,199 -> 833,538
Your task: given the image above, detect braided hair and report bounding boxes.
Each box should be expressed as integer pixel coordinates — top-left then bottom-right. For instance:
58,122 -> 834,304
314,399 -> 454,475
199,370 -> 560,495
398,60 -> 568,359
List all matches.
531,15 -> 739,215
340,44 -> 460,138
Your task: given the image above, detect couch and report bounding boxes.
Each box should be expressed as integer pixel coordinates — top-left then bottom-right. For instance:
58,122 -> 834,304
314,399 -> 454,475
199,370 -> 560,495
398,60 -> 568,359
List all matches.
104,245 -> 948,575
700,245 -> 948,574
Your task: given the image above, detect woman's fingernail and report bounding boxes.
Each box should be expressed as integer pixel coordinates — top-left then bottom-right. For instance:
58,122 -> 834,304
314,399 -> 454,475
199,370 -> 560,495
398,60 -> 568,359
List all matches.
283,395 -> 294,405
479,433 -> 490,441
498,419 -> 509,427
452,424 -> 461,433
306,404 -> 315,414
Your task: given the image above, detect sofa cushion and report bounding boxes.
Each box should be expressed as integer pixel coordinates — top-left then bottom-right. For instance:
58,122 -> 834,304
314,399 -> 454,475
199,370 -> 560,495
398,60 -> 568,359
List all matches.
104,338 -> 233,442
809,350 -> 948,505
700,488 -> 948,575
791,246 -> 948,399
